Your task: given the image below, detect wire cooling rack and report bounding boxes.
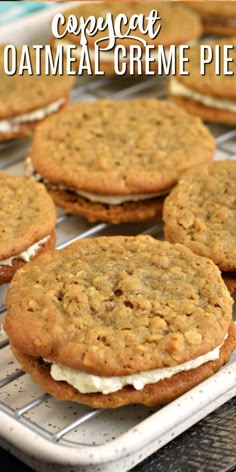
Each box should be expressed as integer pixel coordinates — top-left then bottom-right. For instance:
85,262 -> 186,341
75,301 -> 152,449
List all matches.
0,74 -> 236,472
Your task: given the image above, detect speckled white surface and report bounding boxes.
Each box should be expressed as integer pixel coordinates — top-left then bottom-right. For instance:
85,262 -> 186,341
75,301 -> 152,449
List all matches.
0,6 -> 236,472
0,349 -> 236,472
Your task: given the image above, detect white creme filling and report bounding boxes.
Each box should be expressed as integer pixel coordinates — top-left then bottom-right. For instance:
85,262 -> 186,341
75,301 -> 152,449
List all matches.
0,98 -> 65,133
170,77 -> 236,113
0,235 -> 50,267
49,337 -> 226,394
25,157 -> 168,205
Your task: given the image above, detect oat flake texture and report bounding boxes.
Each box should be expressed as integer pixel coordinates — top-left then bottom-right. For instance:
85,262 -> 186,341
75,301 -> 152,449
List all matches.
5,235 -> 233,376
163,161 -> 236,272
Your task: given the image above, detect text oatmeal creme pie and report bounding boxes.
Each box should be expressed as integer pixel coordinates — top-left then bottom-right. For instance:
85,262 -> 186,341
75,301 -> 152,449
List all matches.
52,1 -> 202,76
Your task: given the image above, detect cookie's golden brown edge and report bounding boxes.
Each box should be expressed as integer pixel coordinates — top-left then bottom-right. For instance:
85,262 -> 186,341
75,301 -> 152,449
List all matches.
48,189 -> 165,223
202,22 -> 236,38
9,322 -> 236,409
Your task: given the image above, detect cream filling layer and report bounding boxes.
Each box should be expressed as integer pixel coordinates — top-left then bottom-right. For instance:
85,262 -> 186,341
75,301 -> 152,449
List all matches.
0,98 -> 65,133
0,235 -> 50,267
49,337 -> 226,395
170,77 -> 236,113
25,157 -> 168,205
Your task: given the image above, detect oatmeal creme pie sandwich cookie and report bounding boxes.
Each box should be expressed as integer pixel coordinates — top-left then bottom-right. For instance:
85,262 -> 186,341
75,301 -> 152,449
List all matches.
4,235 -> 236,409
168,37 -> 236,125
188,1 -> 236,37
0,45 -> 75,141
163,160 -> 236,296
0,172 -> 57,284
52,1 -> 202,75
25,98 -> 215,224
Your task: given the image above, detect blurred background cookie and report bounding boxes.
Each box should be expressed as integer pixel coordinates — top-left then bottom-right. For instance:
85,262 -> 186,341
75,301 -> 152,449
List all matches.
0,172 -> 56,284
0,44 -> 75,142
25,98 -> 215,224
168,37 -> 236,125
188,1 -> 236,37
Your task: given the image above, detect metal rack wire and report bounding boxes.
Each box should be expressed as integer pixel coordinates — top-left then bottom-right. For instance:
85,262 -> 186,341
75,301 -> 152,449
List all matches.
0,74 -> 235,471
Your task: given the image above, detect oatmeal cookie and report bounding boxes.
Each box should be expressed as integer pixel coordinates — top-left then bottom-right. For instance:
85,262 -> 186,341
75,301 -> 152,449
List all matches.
0,45 -> 75,141
26,98 -> 215,223
189,1 -> 236,37
4,235 -> 235,408
168,37 -> 236,125
163,160 -> 236,293
0,171 -> 57,284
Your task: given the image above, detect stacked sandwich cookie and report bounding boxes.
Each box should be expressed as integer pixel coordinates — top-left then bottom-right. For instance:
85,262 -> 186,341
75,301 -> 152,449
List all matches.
0,45 -> 75,142
168,37 -> 236,125
188,1 -> 236,37
163,161 -> 236,296
0,172 -> 57,284
3,235 -> 236,409
52,1 -> 202,75
25,98 -> 215,224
